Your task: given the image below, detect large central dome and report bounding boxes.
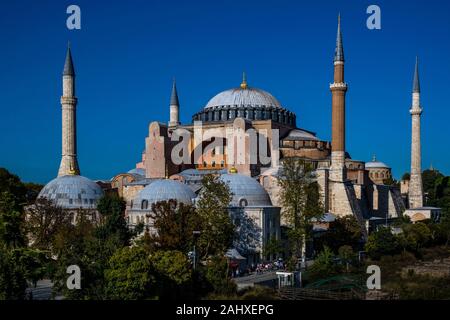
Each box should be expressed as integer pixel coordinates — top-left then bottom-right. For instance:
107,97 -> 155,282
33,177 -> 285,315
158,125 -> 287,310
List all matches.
192,76 -> 296,127
205,87 -> 282,109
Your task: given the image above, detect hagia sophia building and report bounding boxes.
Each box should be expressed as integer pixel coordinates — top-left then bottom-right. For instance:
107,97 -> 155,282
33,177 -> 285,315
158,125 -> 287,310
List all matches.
37,16 -> 433,261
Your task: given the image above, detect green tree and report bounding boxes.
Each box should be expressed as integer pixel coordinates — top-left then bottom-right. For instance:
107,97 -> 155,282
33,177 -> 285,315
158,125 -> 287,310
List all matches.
365,227 -> 400,259
316,216 -> 363,253
150,250 -> 193,299
0,191 -> 26,248
262,236 -> 283,261
277,158 -> 323,265
338,245 -> 355,272
204,254 -> 236,295
0,168 -> 27,206
0,245 -> 27,300
147,200 -> 201,253
26,198 -> 71,252
50,211 -> 104,299
401,222 -> 431,252
95,194 -> 133,246
308,246 -> 339,281
196,174 -> 234,259
104,246 -> 154,300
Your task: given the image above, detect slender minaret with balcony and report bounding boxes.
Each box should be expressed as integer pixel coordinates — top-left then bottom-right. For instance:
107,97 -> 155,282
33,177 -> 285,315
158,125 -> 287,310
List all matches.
169,79 -> 180,127
408,57 -> 424,208
330,14 -> 348,182
58,45 -> 80,176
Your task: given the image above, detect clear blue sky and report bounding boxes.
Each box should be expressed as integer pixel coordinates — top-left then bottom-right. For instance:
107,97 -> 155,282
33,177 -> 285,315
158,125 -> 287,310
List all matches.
0,0 -> 449,184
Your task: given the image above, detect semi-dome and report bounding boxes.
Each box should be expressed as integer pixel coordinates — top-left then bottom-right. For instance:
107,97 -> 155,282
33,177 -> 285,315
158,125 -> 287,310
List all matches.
220,173 -> 272,207
132,179 -> 196,210
38,175 -> 104,209
205,87 -> 282,109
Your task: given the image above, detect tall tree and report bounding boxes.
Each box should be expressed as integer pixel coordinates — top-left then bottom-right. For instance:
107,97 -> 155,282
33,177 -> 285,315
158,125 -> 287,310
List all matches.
26,198 -> 72,252
196,174 -> 234,259
315,216 -> 363,253
147,200 -> 201,253
277,158 -> 323,266
0,191 -> 26,249
95,194 -> 133,246
104,246 -> 154,300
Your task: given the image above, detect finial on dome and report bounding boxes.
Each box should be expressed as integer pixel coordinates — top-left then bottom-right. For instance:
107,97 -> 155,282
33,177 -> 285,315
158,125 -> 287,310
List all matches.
240,72 -> 248,89
372,154 -> 377,162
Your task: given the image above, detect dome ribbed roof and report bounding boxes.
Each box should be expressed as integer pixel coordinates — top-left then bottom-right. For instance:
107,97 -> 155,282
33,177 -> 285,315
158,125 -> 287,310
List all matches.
220,173 -> 272,207
132,179 -> 196,209
365,161 -> 390,169
38,175 -> 103,209
205,87 -> 282,109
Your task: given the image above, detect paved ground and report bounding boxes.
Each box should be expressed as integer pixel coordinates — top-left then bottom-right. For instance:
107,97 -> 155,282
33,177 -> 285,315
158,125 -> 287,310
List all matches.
233,272 -> 279,290
28,280 -> 63,300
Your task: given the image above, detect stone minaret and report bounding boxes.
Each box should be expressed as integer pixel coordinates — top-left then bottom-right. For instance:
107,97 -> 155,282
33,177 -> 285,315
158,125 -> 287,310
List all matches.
58,45 -> 80,176
329,14 -> 348,182
408,57 -> 424,208
169,79 -> 180,127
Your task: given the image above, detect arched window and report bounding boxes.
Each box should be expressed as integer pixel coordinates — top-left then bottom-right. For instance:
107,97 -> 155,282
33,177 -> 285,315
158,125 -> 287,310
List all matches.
141,200 -> 148,210
239,198 -> 248,207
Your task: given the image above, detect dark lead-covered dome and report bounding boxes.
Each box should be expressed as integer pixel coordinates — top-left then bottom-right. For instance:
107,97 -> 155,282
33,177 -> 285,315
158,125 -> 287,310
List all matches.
192,84 -> 296,126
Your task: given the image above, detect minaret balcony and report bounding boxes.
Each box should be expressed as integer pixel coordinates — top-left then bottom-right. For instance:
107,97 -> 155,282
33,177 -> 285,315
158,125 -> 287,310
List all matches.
410,108 -> 423,115
329,82 -> 348,91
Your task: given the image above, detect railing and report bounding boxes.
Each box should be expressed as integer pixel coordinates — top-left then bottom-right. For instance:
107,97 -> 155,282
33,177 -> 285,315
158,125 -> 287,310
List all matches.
277,287 -> 364,300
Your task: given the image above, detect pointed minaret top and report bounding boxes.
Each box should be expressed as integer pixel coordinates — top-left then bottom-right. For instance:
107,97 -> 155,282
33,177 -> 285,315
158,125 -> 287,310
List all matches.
240,71 -> 248,89
63,44 -> 75,76
334,13 -> 344,62
170,78 -> 179,106
413,56 -> 420,93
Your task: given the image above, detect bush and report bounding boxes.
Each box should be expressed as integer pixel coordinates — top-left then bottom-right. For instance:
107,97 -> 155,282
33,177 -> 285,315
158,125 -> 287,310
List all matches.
307,246 -> 340,281
205,255 -> 236,295
365,227 -> 400,260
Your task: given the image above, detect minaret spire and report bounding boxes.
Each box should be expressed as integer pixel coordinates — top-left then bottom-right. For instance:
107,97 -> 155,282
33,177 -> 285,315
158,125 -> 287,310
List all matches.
170,78 -> 179,106
409,57 -> 424,208
63,43 -> 75,76
58,45 -> 80,176
334,13 -> 344,63
329,14 -> 348,182
413,56 -> 420,93
169,78 -> 180,127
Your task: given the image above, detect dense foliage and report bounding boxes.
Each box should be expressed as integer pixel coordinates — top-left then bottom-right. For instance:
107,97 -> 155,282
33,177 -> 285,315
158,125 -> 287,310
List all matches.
277,158 -> 323,267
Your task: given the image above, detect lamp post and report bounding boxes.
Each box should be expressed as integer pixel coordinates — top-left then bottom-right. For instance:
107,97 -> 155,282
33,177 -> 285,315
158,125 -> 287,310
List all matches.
193,231 -> 201,270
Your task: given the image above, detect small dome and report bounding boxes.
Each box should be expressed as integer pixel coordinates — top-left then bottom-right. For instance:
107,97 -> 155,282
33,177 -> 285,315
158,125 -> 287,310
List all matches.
205,87 -> 282,109
38,175 -> 104,209
220,173 -> 272,207
132,179 -> 196,210
365,156 -> 390,169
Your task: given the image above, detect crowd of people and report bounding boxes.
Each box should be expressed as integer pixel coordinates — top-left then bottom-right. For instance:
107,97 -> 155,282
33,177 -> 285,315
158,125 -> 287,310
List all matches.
230,259 -> 286,278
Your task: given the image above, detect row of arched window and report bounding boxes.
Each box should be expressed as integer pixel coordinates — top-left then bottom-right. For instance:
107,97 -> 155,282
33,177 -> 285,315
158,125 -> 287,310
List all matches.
192,106 -> 296,126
